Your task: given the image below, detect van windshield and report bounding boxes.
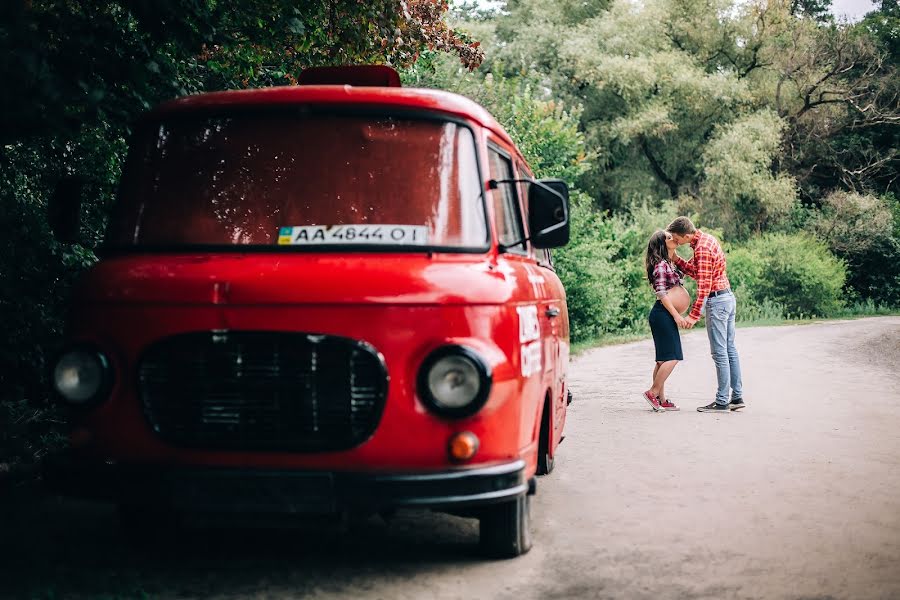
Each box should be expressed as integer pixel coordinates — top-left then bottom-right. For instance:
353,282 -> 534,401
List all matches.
106,112 -> 488,250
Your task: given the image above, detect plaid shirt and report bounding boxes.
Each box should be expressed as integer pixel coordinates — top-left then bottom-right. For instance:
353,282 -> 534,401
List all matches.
652,260 -> 683,299
673,230 -> 730,321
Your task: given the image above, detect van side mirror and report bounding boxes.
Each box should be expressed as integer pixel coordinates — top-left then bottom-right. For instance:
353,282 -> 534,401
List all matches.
528,179 -> 570,249
47,177 -> 83,244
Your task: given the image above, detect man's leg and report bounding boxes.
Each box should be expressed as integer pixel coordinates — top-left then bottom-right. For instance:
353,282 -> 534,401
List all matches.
705,297 -> 730,406
726,294 -> 743,400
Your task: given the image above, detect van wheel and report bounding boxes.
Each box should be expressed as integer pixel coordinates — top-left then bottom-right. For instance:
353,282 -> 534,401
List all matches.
536,406 -> 554,475
478,494 -> 532,558
118,503 -> 180,540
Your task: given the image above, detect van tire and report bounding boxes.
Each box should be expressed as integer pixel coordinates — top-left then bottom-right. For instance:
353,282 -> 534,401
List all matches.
118,503 -> 180,540
536,402 -> 554,475
478,494 -> 532,558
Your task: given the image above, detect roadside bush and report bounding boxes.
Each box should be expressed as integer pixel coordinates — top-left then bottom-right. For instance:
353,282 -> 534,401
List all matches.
554,192 -> 629,341
806,192 -> 900,307
0,401 -> 66,487
727,233 -> 847,318
844,235 -> 900,306
732,288 -> 785,322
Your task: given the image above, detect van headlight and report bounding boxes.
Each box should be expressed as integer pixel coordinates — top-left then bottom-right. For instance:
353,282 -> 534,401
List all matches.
52,349 -> 112,405
417,346 -> 492,418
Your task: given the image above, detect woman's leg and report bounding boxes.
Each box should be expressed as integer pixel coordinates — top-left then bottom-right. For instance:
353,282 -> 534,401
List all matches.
648,360 -> 678,398
652,362 -> 668,402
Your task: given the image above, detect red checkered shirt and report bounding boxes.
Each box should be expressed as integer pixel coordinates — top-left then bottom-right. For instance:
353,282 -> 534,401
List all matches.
673,230 -> 730,321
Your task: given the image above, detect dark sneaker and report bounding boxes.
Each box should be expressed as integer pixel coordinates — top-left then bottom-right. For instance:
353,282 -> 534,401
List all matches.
642,390 -> 663,412
729,398 -> 746,411
697,401 -> 730,413
659,400 -> 679,411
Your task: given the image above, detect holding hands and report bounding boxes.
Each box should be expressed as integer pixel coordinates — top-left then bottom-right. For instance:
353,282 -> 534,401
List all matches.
679,316 -> 698,329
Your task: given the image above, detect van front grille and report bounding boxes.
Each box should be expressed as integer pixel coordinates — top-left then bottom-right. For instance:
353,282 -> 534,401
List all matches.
138,332 -> 388,452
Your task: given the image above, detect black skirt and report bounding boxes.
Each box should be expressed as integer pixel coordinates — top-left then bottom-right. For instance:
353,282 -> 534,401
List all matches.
648,301 -> 684,361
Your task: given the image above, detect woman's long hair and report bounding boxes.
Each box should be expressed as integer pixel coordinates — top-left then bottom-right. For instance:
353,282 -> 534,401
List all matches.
645,230 -> 670,285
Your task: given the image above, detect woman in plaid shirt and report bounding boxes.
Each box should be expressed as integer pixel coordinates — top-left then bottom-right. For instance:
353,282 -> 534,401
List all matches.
641,230 -> 691,412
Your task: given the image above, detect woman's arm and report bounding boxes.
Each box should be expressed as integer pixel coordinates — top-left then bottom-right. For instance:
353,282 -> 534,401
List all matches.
659,293 -> 687,328
653,262 -> 687,327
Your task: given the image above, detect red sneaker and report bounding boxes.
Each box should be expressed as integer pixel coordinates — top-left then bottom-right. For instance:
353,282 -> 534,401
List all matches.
641,391 -> 663,412
658,399 -> 679,411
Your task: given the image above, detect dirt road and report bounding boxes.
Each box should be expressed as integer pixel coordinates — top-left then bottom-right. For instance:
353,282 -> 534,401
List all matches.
3,317 -> 900,599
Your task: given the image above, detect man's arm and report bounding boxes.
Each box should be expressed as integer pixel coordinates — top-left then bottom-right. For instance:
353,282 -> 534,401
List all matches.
687,247 -> 713,322
673,254 -> 696,278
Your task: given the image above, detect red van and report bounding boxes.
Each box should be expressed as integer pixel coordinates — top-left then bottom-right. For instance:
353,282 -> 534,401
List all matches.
45,66 -> 571,558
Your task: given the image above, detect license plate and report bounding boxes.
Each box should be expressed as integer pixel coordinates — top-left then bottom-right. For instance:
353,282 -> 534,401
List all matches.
277,224 -> 428,246
169,471 -> 336,514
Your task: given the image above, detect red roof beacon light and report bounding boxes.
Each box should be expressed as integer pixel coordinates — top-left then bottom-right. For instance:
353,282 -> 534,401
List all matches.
297,65 -> 402,87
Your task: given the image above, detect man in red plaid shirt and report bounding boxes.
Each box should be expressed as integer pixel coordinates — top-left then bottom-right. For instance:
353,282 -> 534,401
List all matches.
667,217 -> 745,413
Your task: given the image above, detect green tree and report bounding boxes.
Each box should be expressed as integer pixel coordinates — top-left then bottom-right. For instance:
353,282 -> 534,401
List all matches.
698,110 -> 798,239
760,9 -> 900,201
790,0 -> 833,22
1,0 -> 484,141
461,74 -> 593,182
556,0 -> 769,216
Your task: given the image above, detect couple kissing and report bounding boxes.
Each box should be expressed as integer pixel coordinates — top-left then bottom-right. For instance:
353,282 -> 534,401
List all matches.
641,217 -> 745,414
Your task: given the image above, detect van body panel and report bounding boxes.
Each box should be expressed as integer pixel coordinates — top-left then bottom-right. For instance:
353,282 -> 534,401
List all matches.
75,253 -> 519,306
67,301 -> 529,470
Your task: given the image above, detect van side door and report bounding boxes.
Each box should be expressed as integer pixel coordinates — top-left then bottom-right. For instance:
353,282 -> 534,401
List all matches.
487,143 -> 545,453
514,162 -> 566,441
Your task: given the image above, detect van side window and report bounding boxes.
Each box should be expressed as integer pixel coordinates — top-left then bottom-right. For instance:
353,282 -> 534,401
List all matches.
514,160 -> 531,234
488,148 -> 527,254
540,249 -> 554,269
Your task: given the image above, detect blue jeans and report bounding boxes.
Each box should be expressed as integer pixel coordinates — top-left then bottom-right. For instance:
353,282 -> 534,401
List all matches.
705,292 -> 743,405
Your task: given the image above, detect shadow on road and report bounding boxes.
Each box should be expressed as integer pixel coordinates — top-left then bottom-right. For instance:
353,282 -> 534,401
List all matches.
1,486 -> 484,599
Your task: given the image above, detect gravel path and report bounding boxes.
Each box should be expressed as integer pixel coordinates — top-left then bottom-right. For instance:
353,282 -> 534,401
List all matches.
2,317 -> 899,600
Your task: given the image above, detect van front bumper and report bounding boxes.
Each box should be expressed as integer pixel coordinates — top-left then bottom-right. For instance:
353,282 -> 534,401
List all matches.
43,453 -> 528,514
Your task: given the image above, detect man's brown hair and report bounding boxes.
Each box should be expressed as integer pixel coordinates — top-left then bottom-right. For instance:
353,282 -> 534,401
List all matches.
667,216 -> 696,235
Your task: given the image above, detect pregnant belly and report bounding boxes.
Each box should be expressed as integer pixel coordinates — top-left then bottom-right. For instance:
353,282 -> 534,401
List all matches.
668,286 -> 691,314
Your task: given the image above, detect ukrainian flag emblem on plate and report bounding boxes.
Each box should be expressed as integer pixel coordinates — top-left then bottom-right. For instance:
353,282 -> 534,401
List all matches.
277,226 -> 293,245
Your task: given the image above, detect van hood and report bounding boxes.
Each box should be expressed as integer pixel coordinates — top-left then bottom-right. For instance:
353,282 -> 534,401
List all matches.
75,253 -> 517,306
